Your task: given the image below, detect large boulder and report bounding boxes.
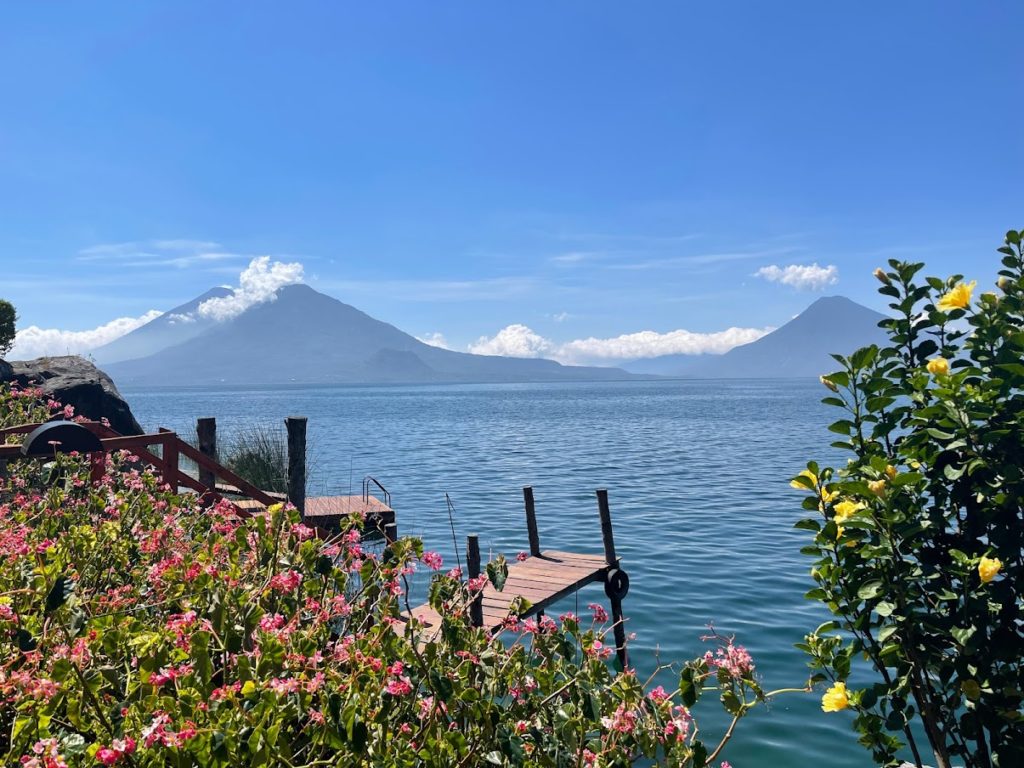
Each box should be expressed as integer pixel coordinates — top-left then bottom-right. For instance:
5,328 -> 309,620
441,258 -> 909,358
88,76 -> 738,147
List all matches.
2,356 -> 143,435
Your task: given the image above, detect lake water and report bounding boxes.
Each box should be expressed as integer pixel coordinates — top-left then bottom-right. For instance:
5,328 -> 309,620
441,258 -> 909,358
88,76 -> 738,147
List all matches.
123,379 -> 876,767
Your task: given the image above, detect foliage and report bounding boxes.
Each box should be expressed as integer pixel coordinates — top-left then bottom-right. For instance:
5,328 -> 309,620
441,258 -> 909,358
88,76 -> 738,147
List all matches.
0,299 -> 16,358
794,229 -> 1024,767
223,423 -> 289,494
0,387 -> 772,767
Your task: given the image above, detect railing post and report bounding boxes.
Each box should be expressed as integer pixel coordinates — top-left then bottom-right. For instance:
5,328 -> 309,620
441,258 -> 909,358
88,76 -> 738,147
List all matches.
196,417 -> 217,489
523,486 -> 541,558
285,416 -> 307,516
161,431 -> 179,492
596,489 -> 629,669
467,534 -> 483,628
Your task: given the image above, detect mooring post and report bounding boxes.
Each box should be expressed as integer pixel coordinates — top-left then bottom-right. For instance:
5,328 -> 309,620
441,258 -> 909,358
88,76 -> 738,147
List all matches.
384,521 -> 398,546
196,417 -> 217,489
596,488 -> 629,668
467,533 -> 483,628
285,416 -> 307,516
523,486 -> 541,558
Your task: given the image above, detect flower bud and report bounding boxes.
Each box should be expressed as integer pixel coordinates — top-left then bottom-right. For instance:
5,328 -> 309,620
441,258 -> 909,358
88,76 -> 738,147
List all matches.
998,276 -> 1012,292
867,479 -> 886,496
873,267 -> 891,285
819,375 -> 839,393
885,464 -> 898,480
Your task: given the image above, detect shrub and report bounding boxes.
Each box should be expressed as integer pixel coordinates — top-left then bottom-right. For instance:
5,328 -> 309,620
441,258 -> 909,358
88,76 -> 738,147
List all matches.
0,300 -> 15,358
223,423 -> 289,494
0,386 -> 777,767
794,229 -> 1024,767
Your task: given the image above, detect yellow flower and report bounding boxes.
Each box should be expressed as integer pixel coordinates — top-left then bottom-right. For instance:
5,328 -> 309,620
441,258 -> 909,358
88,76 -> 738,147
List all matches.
867,479 -> 886,496
820,375 -> 839,393
978,556 -> 1002,584
926,357 -> 950,376
821,681 -> 849,712
833,500 -> 864,524
873,267 -> 891,285
790,469 -> 817,491
820,486 -> 838,504
885,464 -> 898,480
937,280 -> 976,312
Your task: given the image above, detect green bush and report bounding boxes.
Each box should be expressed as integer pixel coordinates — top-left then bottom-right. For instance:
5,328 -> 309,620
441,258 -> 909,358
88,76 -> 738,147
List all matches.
223,423 -> 289,494
0,299 -> 16,358
795,229 -> 1024,767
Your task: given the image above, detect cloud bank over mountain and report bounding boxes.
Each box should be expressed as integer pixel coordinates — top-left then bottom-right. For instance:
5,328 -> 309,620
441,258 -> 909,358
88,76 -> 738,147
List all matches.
469,323 -> 773,364
11,310 -> 163,359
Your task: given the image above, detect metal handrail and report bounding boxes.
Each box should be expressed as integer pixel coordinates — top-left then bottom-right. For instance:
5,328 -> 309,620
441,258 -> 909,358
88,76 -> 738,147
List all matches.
362,475 -> 390,507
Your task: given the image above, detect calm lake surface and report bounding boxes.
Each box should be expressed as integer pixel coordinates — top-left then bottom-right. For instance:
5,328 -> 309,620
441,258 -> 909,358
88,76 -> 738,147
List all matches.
123,378 -> 874,767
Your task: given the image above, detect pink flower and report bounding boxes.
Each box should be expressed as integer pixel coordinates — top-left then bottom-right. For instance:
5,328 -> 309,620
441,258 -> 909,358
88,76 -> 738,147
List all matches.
385,676 -> 413,696
467,575 -> 488,592
268,569 -> 303,593
516,551 -> 528,562
588,603 -> 609,623
422,551 -> 443,570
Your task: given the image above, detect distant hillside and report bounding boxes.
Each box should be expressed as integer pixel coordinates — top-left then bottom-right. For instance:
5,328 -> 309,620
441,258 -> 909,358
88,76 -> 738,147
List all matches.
624,296 -> 889,378
92,287 -> 231,365
105,284 -> 641,386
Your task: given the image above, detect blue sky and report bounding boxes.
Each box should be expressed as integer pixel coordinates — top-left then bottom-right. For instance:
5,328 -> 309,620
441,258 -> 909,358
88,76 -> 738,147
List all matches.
3,3 -> 1022,362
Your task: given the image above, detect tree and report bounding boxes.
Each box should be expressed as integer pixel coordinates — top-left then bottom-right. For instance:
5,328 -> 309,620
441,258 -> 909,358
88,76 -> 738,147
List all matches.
0,299 -> 15,357
794,229 -> 1024,767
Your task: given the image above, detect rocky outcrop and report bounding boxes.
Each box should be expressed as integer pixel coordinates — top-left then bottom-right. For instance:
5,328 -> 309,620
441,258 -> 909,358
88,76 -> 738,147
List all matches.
2,356 -> 143,435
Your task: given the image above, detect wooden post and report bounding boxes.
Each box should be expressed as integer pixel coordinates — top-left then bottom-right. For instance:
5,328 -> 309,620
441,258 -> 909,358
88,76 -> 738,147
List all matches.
162,432 -> 179,492
384,522 -> 398,546
596,488 -> 628,669
523,486 -> 541,558
196,417 -> 217,489
285,416 -> 307,516
467,534 -> 483,628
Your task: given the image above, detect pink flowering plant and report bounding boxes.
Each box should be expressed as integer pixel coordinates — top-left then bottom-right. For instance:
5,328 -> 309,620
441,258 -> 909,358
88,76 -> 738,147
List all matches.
0,389 -> 776,766
795,230 -> 1024,768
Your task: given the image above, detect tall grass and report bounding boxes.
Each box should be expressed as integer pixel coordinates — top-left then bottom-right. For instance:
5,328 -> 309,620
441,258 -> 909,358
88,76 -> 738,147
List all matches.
223,423 -> 289,494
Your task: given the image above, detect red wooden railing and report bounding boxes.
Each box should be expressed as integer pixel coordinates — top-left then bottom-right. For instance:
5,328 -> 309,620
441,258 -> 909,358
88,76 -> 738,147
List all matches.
0,421 -> 276,509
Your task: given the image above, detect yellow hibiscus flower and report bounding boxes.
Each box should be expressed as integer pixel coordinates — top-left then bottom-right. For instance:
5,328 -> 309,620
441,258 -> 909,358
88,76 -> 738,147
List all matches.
821,681 -> 849,712
937,280 -> 976,312
978,556 -> 1002,584
926,357 -> 950,376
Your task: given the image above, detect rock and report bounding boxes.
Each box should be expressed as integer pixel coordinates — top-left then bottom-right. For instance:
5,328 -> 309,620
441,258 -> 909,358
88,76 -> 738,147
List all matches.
2,355 -> 143,435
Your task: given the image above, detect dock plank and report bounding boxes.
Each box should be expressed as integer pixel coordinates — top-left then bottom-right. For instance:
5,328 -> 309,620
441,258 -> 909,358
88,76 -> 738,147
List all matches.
401,550 -> 610,640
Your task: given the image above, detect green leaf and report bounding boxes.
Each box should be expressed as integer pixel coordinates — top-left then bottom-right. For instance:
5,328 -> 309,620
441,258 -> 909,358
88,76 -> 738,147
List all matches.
486,557 -> 508,592
44,575 -> 74,615
874,601 -> 895,617
857,581 -> 883,600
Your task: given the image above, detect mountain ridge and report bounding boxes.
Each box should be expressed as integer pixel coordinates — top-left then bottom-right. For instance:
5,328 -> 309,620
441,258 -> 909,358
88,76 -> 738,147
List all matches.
104,284 -> 644,386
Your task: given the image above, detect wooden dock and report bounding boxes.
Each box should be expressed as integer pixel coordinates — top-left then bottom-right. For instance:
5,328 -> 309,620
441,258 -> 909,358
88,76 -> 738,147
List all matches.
404,550 -> 610,631
402,487 -> 631,666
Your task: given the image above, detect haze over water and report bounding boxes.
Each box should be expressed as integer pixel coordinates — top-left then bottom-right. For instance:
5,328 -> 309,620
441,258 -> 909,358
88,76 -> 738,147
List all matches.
125,378 -> 875,767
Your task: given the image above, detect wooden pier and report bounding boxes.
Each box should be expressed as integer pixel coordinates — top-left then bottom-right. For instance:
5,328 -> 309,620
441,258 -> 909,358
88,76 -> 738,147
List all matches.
403,487 -> 631,666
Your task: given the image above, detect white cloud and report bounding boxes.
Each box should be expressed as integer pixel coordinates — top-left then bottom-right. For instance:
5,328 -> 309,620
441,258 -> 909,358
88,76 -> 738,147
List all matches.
469,324 -> 556,358
167,313 -> 196,325
550,311 -> 571,322
755,263 -> 838,290
197,257 -> 305,322
467,323 -> 773,364
10,310 -> 163,360
416,332 -> 450,349
557,326 -> 773,363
